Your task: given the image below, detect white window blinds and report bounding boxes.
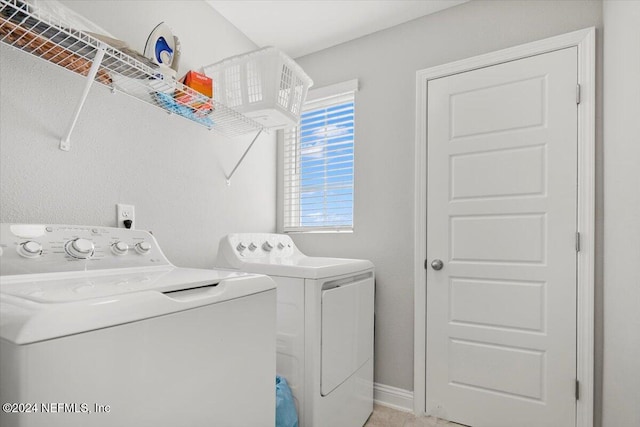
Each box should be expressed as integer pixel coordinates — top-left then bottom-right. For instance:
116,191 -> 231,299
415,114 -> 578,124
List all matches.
283,80 -> 358,232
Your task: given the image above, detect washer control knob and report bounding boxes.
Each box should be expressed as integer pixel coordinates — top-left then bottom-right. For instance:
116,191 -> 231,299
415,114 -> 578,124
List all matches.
111,241 -> 129,256
18,240 -> 43,258
262,241 -> 274,252
135,241 -> 152,255
277,242 -> 285,250
65,238 -> 94,259
236,243 -> 247,252
248,242 -> 257,251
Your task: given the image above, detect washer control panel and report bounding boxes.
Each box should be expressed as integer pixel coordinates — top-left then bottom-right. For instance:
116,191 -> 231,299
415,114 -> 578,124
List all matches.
0,224 -> 170,276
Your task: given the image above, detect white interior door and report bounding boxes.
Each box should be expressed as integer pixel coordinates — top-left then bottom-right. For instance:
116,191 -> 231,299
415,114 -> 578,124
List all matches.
426,47 -> 578,427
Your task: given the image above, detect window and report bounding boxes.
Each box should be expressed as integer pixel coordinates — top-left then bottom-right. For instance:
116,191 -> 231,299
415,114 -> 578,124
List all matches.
282,80 -> 358,232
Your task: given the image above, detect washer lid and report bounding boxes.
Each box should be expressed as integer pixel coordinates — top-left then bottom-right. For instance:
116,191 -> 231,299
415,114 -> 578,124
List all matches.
232,256 -> 373,279
0,267 -> 247,303
0,267 -> 275,344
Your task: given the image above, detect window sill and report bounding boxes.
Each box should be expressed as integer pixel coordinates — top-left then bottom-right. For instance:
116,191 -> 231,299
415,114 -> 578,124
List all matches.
283,228 -> 354,234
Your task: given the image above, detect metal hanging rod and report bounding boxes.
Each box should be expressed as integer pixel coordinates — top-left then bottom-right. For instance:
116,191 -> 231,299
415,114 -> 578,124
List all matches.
225,128 -> 264,185
59,44 -> 106,151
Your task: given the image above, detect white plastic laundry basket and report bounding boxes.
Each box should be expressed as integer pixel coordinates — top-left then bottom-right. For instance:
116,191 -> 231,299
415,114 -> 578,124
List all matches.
203,47 -> 313,129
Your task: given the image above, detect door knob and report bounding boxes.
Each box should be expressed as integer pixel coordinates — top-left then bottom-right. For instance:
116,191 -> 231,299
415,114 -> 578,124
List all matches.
431,259 -> 444,271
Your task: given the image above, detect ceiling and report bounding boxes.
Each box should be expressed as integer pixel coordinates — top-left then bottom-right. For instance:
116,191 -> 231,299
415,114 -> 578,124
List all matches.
207,0 -> 468,58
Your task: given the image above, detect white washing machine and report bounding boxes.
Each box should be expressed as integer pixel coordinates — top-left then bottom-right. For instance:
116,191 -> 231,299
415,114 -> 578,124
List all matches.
216,233 -> 374,427
0,223 -> 276,427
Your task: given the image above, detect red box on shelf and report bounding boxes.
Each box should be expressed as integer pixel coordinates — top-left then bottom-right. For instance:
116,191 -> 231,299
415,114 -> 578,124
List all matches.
175,71 -> 213,113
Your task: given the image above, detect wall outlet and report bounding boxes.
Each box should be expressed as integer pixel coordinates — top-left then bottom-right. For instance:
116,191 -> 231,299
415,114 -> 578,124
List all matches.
116,204 -> 135,229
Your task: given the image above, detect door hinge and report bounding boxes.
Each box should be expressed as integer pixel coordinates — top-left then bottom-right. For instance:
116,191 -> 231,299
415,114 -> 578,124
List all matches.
424,259 -> 428,270
576,232 -> 581,252
576,84 -> 581,104
575,379 -> 580,400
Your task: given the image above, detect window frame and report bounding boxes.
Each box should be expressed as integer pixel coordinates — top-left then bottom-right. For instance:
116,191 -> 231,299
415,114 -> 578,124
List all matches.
281,79 -> 359,233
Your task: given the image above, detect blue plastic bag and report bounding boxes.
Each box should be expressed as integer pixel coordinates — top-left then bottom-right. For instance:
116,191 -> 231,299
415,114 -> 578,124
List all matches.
276,376 -> 298,427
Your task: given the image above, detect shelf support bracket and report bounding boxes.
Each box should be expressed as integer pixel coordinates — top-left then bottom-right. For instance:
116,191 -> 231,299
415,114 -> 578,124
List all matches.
59,44 -> 107,151
225,128 -> 264,185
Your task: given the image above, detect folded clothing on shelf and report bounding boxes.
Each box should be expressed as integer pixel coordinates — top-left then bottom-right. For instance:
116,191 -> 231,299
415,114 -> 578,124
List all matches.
152,91 -> 214,128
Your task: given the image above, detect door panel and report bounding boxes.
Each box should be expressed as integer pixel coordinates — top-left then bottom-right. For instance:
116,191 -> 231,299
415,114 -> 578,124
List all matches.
426,47 -> 578,427
449,339 -> 545,400
450,145 -> 546,200
450,76 -> 546,139
449,277 -> 545,332
321,275 -> 374,396
450,214 -> 546,263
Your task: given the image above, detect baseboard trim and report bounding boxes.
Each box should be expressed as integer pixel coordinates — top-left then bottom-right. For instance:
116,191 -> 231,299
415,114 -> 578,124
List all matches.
373,383 -> 414,413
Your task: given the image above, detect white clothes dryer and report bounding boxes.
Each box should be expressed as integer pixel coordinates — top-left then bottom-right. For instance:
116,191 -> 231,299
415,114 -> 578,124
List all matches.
216,233 -> 374,427
0,224 -> 276,427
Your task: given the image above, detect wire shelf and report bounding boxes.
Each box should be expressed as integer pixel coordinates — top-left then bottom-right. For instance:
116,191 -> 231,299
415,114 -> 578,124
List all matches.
0,0 -> 265,139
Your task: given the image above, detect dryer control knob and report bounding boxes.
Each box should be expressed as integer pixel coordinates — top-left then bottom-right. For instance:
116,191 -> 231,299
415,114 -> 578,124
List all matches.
18,240 -> 43,258
277,242 -> 285,250
248,242 -> 257,251
135,241 -> 152,255
236,243 -> 247,252
262,241 -> 274,252
111,241 -> 129,256
65,238 -> 94,259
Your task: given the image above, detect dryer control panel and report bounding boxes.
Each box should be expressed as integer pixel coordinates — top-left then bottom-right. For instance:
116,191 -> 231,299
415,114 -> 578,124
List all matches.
0,224 -> 170,276
222,233 -> 298,260
217,233 -> 303,271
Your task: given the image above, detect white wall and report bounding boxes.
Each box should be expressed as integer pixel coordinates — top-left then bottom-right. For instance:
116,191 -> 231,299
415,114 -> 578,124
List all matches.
292,0 -> 604,405
0,1 -> 276,268
602,2 -> 640,426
